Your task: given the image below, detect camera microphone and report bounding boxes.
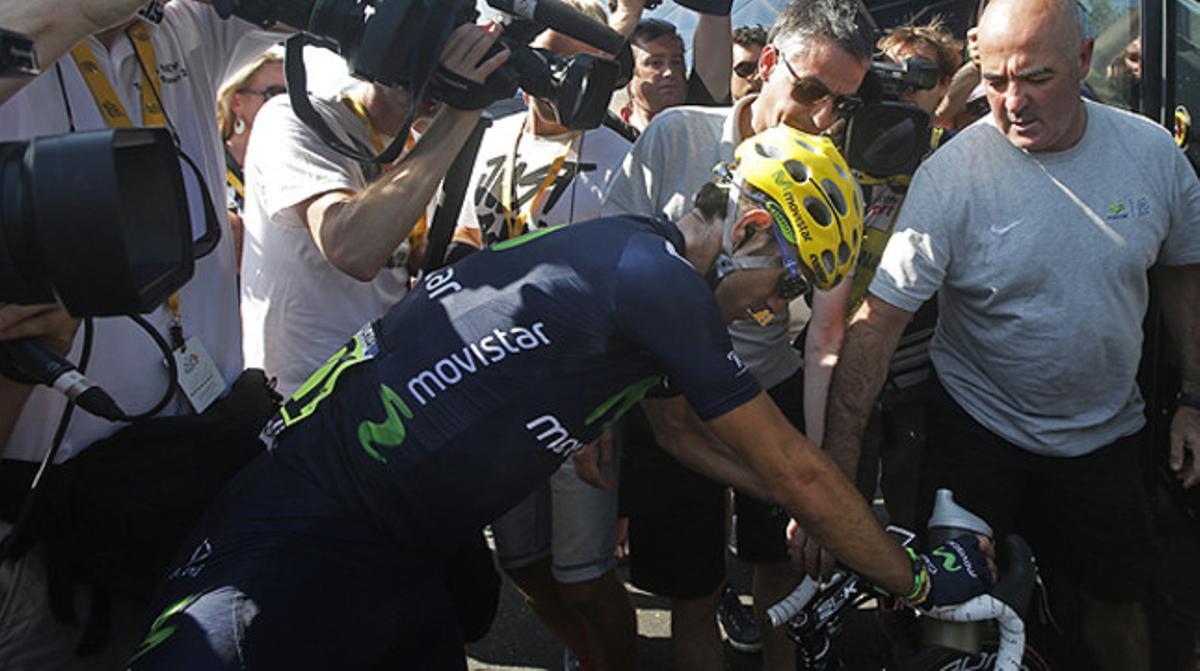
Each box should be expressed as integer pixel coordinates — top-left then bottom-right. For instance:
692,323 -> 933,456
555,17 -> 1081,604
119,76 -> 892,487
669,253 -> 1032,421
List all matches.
0,339 -> 125,421
489,0 -> 627,55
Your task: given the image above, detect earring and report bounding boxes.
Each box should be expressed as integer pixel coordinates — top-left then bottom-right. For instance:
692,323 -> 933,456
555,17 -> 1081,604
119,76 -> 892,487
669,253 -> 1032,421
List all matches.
234,117 -> 246,135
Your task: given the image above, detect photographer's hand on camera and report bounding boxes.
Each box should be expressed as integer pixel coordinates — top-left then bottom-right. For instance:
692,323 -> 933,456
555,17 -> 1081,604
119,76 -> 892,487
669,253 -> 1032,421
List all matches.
428,22 -> 514,111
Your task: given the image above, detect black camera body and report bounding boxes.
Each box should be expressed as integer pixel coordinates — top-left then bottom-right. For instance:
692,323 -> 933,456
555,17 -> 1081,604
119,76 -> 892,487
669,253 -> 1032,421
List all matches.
842,56 -> 943,180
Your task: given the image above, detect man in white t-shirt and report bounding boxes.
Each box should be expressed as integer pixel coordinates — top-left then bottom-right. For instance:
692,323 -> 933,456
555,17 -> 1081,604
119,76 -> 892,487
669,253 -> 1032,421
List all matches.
450,3 -> 638,667
822,0 -> 1200,667
0,1 -> 280,667
240,25 -> 512,399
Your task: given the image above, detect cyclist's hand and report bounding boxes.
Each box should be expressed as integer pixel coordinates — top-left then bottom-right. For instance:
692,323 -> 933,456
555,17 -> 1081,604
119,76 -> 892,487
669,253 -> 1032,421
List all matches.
909,534 -> 995,609
786,517 -> 836,581
1169,405 -> 1200,488
571,430 -> 614,490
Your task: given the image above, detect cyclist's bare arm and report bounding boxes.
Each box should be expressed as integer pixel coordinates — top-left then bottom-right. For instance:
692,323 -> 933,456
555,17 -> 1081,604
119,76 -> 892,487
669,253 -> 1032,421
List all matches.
705,390 -> 915,596
822,294 -> 914,480
641,395 -> 769,500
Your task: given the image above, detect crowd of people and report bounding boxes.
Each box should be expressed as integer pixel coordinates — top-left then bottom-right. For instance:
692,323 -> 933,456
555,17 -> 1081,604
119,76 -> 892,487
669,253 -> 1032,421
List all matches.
0,0 -> 1197,670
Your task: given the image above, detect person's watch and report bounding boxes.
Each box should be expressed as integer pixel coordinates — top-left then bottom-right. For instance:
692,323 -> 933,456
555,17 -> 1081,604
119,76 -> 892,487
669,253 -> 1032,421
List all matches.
1178,392 -> 1200,411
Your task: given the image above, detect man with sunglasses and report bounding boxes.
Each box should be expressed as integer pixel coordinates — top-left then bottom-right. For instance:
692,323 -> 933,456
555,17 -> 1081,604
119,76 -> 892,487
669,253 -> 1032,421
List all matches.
131,126 -> 994,671
730,24 -> 767,101
602,2 -> 872,668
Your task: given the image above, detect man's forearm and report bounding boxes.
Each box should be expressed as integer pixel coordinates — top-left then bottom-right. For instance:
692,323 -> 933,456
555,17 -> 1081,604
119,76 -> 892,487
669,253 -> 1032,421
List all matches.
822,295 -> 911,481
1159,263 -> 1200,394
0,0 -> 145,104
318,107 -> 482,280
691,13 -> 732,102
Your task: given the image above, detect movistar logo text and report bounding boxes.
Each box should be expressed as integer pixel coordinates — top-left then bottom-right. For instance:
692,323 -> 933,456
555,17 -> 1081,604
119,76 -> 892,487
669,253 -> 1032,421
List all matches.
358,384 -> 413,464
406,322 -> 552,406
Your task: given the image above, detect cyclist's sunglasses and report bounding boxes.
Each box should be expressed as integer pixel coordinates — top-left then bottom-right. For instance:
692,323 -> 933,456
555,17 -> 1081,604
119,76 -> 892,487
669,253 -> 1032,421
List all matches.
776,52 -> 863,117
719,167 -> 813,301
733,61 -> 758,79
239,85 -> 287,100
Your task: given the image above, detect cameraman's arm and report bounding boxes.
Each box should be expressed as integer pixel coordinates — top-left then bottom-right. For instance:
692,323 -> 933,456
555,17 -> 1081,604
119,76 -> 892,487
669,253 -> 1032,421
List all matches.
691,11 -> 731,103
0,0 -> 149,104
0,303 -> 80,452
609,0 -> 645,38
301,23 -> 509,281
304,106 -> 489,281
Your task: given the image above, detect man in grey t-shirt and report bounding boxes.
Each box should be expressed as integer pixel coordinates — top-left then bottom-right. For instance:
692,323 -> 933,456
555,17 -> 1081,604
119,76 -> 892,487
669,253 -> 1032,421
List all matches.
820,0 -> 1200,668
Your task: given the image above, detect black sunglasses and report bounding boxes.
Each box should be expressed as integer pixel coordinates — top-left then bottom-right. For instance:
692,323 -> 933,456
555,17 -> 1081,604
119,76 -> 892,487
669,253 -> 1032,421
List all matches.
239,85 -> 287,100
777,52 -> 863,116
733,61 -> 758,79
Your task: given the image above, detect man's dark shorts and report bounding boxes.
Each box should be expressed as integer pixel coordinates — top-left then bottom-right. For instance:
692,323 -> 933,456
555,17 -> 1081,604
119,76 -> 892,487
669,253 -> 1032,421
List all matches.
919,378 -> 1155,603
621,370 -> 805,599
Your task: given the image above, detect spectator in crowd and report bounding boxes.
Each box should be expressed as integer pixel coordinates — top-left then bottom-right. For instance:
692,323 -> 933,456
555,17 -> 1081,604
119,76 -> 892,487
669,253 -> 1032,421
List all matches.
130,125 -> 995,671
449,2 -> 637,668
730,24 -> 767,100
603,2 -> 873,668
877,16 -> 963,129
0,1 -> 282,667
617,11 -> 732,135
1106,35 -> 1142,104
216,49 -> 284,269
820,0 -> 1200,669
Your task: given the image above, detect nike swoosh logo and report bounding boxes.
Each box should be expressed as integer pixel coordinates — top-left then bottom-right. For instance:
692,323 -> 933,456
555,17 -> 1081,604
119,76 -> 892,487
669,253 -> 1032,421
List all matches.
990,220 -> 1022,236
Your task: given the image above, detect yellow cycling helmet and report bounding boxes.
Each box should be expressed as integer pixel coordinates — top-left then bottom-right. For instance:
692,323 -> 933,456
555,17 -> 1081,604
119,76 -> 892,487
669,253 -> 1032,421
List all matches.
718,125 -> 864,291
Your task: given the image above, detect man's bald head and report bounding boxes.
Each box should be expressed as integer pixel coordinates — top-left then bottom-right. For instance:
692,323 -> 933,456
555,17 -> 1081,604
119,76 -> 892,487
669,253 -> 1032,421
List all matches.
979,0 -> 1084,69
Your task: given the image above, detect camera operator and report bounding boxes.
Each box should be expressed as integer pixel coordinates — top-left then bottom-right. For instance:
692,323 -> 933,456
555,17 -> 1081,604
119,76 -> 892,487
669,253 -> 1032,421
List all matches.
0,1 -> 284,667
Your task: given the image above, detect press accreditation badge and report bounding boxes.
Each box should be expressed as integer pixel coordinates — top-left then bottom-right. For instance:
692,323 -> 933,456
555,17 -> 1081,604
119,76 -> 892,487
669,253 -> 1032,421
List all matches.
172,337 -> 226,413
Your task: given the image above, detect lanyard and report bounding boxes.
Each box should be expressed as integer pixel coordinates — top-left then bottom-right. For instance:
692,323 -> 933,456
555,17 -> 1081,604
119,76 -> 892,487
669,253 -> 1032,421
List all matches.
226,167 -> 245,203
342,94 -> 427,243
500,117 -> 579,242
71,22 -> 187,349
70,22 -> 164,128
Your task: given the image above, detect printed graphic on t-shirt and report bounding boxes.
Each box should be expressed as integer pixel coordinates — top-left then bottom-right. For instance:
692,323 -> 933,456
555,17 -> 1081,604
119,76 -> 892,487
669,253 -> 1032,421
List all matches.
472,152 -> 598,244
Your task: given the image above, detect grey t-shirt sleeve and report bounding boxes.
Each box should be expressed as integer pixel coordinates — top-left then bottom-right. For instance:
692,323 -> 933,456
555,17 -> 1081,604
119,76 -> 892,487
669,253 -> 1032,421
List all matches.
1161,147 -> 1200,266
868,163 -> 952,312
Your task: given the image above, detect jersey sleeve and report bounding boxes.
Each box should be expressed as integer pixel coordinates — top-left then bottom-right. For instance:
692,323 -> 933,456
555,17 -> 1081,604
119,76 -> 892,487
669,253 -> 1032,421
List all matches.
868,161 -> 954,312
611,234 -> 760,420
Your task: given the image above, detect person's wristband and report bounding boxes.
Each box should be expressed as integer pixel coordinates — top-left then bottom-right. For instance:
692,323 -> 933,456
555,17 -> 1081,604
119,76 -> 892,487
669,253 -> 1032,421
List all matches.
1179,392 -> 1200,411
902,548 -> 931,606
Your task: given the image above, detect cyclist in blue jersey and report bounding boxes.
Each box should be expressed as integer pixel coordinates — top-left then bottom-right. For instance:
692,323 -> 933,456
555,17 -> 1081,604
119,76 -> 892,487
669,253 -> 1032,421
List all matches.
128,126 -> 996,671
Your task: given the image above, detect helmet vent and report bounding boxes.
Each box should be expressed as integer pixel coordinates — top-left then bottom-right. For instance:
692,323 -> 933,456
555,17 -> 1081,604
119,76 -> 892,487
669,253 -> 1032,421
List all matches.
804,196 -> 832,227
821,250 -> 836,274
837,241 -> 851,264
833,161 -> 849,179
783,159 -> 809,183
795,139 -> 815,153
755,142 -> 784,159
821,178 -> 847,215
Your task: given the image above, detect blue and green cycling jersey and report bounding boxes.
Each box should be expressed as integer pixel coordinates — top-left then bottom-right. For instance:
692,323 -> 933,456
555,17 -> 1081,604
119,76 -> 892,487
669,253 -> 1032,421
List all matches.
266,215 -> 760,550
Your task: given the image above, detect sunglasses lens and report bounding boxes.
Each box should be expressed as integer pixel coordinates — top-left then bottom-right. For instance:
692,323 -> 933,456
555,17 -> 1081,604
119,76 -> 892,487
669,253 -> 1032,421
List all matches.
265,86 -> 287,99
734,62 -> 757,78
